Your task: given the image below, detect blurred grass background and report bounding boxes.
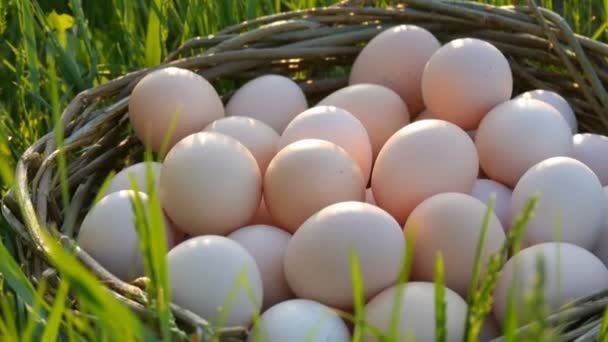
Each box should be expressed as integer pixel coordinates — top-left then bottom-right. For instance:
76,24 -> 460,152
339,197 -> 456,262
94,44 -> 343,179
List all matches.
0,0 -> 606,340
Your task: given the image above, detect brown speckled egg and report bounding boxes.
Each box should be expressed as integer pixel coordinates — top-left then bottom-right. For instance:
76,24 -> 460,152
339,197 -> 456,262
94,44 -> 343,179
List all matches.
349,25 -> 440,114
318,84 -> 410,160
160,132 -> 262,236
372,119 -> 479,224
226,75 -> 308,133
278,105 -> 373,184
284,201 -> 405,309
264,139 -> 365,233
204,116 -> 280,175
404,192 -> 505,297
475,98 -> 572,187
422,38 -> 512,130
129,67 -> 224,153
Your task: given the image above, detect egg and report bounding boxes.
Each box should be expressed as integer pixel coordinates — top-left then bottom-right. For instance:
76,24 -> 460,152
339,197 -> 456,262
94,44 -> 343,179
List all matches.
365,188 -> 376,206
77,190 -> 174,281
128,67 -> 224,153
510,156 -> 605,250
168,235 -> 263,327
404,192 -> 505,296
493,242 -> 608,325
364,282 -> 467,342
264,139 -> 365,233
471,179 -> 512,229
422,38 -> 512,130
278,105 -> 373,183
372,120 -> 479,224
317,84 -> 410,159
349,25 -> 440,114
247,299 -> 350,342
284,201 -> 405,309
228,225 -> 294,309
160,132 -> 262,236
517,89 -> 577,133
250,195 -> 275,226
479,317 -> 501,342
102,162 -> 162,197
572,133 -> 608,185
475,98 -> 573,187
226,74 -> 308,133
414,108 -> 433,121
204,116 -> 280,175
593,187 -> 608,266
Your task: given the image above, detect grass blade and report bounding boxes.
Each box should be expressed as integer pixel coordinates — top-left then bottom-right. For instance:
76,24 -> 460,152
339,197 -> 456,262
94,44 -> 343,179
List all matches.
40,280 -> 70,342
145,0 -> 164,66
350,248 -> 366,342
434,252 -> 447,342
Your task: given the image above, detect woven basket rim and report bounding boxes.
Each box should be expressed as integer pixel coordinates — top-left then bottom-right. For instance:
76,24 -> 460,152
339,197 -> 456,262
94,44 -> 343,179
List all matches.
3,0 -> 608,340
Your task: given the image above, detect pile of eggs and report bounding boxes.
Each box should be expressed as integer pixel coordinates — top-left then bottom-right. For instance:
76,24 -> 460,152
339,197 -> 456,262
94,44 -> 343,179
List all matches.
77,24 -> 608,341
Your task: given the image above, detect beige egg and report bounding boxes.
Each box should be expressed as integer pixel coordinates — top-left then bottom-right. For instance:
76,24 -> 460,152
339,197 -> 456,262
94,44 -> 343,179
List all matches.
414,108 -> 433,121
404,192 -> 505,296
318,84 -> 410,159
592,187 -> 608,266
517,89 -> 577,133
372,119 -> 479,224
278,105 -> 373,183
475,98 -> 572,187
284,201 -> 405,309
160,132 -> 262,236
102,162 -> 162,197
493,242 -> 608,325
573,133 -> 608,186
228,225 -> 294,309
365,188 -> 376,206
77,190 -> 174,281
471,179 -> 512,229
204,116 -> 279,175
364,282 -> 467,342
226,75 -> 308,133
264,139 -> 365,233
349,25 -> 440,114
510,156 -> 604,250
250,195 -> 276,226
247,299 -> 350,342
129,67 -> 224,153
168,235 -> 263,327
422,38 -> 512,130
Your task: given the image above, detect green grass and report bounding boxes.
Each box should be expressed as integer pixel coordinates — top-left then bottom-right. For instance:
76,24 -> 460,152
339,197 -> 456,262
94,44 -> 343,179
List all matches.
0,0 -> 607,341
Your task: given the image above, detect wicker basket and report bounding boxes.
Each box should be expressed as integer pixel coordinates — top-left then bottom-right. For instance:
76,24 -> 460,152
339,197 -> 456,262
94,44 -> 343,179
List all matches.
3,0 -> 608,340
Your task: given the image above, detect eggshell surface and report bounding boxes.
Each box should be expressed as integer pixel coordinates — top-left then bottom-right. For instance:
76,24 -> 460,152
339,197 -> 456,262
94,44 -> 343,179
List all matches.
471,179 -> 512,229
264,139 -> 365,233
475,98 -> 572,187
510,156 -> 604,250
160,132 -> 262,236
318,84 -> 410,159
372,120 -> 479,224
593,187 -> 608,266
228,225 -> 294,309
572,133 -> 608,186
247,299 -> 350,342
284,201 -> 405,309
102,162 -> 162,197
404,192 -> 505,296
128,67 -> 224,152
349,25 -> 440,114
226,75 -> 307,133
422,38 -> 512,130
493,242 -> 608,324
278,105 -> 373,183
364,282 -> 467,342
517,89 -> 577,133
204,116 -> 280,175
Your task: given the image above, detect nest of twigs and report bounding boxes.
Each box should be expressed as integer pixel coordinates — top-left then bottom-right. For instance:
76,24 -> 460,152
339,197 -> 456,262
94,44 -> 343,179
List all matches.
3,0 -> 608,340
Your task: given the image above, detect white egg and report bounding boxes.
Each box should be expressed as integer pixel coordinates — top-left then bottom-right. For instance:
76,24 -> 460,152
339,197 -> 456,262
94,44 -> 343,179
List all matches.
364,282 -> 467,342
493,242 -> 608,325
228,225 -> 294,309
592,187 -> 608,266
572,133 -> 608,186
102,162 -> 162,197
510,156 -> 605,250
168,235 -> 263,327
247,299 -> 350,342
471,179 -> 512,229
517,89 -> 577,133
